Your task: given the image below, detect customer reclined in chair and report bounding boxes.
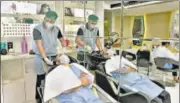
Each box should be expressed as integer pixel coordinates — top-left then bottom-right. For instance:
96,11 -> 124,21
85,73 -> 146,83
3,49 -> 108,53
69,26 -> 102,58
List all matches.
43,54 -> 104,103
105,55 -> 167,103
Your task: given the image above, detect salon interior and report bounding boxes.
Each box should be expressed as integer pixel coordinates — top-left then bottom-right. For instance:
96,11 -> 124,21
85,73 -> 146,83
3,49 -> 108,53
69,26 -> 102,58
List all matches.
1,1 -> 179,103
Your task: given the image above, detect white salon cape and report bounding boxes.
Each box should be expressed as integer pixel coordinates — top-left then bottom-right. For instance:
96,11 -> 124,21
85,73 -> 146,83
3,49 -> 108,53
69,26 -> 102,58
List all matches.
153,46 -> 179,61
105,56 -> 164,100
56,63 -> 103,103
43,63 -> 95,102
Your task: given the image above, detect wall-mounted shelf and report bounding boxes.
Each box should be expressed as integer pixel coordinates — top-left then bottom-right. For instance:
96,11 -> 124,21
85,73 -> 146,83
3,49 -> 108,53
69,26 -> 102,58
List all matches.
64,1 -> 95,9
1,13 -> 45,21
1,23 -> 38,38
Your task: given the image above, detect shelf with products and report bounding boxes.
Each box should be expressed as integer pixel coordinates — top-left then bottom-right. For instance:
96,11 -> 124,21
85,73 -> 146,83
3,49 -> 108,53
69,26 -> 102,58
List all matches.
1,13 -> 45,21
63,1 -> 96,48
64,16 -> 85,22
1,1 -> 55,23
1,1 -> 54,14
1,23 -> 38,38
1,1 -> 55,38
63,8 -> 95,32
64,1 -> 95,9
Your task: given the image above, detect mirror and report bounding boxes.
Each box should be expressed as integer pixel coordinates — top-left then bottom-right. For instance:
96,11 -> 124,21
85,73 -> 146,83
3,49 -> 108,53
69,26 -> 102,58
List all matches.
132,16 -> 145,46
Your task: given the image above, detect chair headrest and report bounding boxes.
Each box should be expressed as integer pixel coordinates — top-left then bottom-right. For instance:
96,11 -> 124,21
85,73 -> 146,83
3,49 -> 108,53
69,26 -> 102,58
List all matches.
68,56 -> 78,63
154,57 -> 179,66
122,51 -> 136,61
48,56 -> 78,73
85,52 -> 108,70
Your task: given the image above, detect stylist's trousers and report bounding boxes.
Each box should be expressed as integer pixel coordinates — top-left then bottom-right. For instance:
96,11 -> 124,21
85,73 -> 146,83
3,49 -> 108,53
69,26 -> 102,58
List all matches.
172,65 -> 179,77
35,74 -> 46,100
35,55 -> 57,102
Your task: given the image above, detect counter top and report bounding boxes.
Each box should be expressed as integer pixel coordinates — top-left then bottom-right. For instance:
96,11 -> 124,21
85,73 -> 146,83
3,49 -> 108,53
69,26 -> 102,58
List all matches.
1,54 -> 35,61
1,49 -> 76,61
112,48 -> 138,54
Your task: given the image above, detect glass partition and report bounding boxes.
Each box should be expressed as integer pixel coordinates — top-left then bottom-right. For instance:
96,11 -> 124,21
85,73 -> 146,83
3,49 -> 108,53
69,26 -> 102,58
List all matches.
170,10 -> 179,50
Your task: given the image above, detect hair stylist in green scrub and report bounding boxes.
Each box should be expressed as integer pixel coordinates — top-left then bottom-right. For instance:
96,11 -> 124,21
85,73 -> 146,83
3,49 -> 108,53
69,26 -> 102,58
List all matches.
75,14 -> 107,62
32,10 -> 66,103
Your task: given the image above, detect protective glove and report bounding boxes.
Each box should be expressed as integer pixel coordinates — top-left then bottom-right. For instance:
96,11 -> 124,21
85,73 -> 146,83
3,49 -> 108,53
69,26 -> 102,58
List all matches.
43,57 -> 53,65
100,49 -> 108,55
102,49 -> 108,55
84,45 -> 92,52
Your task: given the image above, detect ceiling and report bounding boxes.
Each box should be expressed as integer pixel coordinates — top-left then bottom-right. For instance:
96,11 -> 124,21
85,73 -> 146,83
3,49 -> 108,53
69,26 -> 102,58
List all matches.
104,1 -> 121,5
108,1 -> 179,16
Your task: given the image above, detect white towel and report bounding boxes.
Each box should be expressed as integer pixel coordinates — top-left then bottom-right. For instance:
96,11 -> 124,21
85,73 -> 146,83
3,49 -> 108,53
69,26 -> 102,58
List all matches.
43,64 -> 94,102
105,56 -> 137,75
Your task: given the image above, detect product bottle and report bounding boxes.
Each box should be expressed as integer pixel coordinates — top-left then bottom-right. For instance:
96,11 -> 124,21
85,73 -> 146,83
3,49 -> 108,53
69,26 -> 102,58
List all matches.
21,34 -> 28,54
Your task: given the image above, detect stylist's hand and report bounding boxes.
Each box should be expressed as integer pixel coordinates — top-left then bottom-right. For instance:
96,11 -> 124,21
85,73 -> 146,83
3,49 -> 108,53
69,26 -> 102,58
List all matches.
43,57 -> 53,65
84,45 -> 92,51
103,49 -> 108,55
100,49 -> 108,56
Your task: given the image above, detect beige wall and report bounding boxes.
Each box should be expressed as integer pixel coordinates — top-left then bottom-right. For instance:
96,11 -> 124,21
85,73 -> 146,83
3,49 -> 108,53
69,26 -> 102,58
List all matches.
144,12 -> 172,38
114,16 -> 134,48
143,12 -> 172,49
113,11 -> 172,49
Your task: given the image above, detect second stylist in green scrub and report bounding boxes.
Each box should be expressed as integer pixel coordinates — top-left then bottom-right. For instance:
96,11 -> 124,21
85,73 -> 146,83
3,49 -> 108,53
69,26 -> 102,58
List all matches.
75,14 -> 106,61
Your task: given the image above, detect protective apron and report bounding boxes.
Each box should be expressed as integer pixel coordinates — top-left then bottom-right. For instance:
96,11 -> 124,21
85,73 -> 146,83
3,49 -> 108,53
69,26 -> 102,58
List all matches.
77,25 -> 98,61
32,23 -> 59,75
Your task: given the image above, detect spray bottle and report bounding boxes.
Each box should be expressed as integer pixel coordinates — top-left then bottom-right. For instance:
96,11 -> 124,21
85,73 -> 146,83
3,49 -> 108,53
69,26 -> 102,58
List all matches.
21,33 -> 28,54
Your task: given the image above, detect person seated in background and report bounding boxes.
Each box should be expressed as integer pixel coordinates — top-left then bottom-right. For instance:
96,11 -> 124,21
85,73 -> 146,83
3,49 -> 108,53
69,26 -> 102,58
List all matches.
153,41 -> 179,82
104,40 -> 116,57
55,55 -> 104,103
105,55 -> 165,103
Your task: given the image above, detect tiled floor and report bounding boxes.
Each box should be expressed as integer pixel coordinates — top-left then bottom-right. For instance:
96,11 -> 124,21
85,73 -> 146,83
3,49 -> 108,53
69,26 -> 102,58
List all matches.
138,66 -> 179,103
166,83 -> 179,103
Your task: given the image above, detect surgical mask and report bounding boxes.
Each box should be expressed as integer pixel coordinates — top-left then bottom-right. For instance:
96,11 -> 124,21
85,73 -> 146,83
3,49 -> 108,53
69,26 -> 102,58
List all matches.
89,24 -> 96,29
46,22 -> 54,29
59,55 -> 70,64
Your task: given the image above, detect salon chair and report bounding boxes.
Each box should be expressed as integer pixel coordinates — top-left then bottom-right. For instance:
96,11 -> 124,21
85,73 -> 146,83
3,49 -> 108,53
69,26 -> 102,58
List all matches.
136,50 -> 152,76
154,57 -> 179,87
85,51 -> 109,70
40,56 -> 119,103
94,62 -> 170,103
122,50 -> 136,61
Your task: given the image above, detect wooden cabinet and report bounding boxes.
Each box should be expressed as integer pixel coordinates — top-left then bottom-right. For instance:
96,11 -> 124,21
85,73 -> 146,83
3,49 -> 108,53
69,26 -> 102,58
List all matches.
2,79 -> 26,103
24,58 -> 36,102
1,57 -> 36,103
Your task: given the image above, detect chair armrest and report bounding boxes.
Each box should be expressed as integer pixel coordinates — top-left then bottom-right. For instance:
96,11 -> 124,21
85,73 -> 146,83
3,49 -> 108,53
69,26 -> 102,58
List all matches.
118,90 -> 151,103
95,70 -> 151,103
92,84 -> 119,103
151,80 -> 165,89
95,70 -> 118,84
